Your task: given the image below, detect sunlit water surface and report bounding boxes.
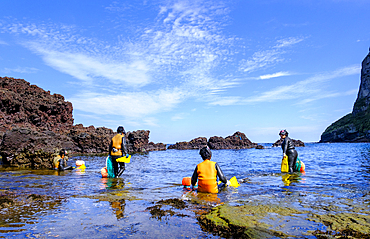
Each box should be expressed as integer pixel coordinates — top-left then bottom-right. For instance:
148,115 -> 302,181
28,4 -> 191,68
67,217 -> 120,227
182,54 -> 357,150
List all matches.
1,143 -> 370,238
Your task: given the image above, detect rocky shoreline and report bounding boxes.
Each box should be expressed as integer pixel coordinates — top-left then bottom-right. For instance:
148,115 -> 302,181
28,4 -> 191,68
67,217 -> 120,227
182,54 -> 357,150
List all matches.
0,76 -> 304,169
0,77 -> 166,168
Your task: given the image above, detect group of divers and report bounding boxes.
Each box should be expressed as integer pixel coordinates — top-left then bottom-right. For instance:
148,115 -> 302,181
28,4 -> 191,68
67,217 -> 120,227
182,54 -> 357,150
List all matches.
53,127 -> 299,194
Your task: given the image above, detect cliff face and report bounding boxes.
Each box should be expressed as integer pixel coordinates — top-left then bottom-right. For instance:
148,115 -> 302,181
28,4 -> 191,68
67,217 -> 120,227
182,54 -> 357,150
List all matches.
0,77 -> 166,168
0,77 -> 74,136
320,52 -> 370,142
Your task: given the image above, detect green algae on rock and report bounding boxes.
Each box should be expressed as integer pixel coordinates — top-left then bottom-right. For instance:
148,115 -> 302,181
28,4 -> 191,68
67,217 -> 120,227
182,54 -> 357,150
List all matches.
147,198 -> 190,221
309,211 -> 370,235
197,203 -> 305,238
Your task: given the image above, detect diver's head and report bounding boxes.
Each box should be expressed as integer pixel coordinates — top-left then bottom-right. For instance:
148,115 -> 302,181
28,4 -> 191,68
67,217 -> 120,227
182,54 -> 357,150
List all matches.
279,129 -> 288,137
59,149 -> 66,157
199,146 -> 212,160
117,126 -> 125,134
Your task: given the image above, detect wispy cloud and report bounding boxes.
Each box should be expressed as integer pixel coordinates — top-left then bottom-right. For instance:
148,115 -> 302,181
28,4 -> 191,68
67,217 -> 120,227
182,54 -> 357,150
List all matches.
239,36 -> 305,73
25,43 -> 151,87
259,71 -> 292,80
69,87 -> 185,118
209,96 -> 242,106
243,65 -> 360,104
1,1 -> 310,120
210,65 -> 360,106
3,66 -> 39,74
274,37 -> 304,48
298,89 -> 358,104
2,0 -> 240,119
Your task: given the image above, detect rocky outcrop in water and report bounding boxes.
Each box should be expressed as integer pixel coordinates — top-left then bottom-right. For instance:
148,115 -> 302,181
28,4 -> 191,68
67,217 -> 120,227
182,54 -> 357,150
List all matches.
127,130 -> 166,152
0,127 -> 78,168
168,132 -> 262,150
320,51 -> 370,142
0,77 -> 166,168
168,137 -> 208,150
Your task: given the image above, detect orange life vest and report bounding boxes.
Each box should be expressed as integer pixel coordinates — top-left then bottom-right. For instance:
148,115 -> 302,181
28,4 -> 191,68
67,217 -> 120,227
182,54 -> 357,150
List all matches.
111,133 -> 124,156
197,160 -> 218,193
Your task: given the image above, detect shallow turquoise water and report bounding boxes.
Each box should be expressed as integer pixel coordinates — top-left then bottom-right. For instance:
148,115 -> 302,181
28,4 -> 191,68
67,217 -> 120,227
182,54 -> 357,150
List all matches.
1,143 -> 370,238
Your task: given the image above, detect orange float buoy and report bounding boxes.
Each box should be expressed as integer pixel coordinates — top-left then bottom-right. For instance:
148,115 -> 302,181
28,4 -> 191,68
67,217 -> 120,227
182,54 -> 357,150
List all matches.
182,177 -> 191,186
101,167 -> 108,178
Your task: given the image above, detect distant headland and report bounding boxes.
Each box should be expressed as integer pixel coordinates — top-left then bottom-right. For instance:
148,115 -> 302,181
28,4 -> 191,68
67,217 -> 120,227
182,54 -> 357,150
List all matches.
320,51 -> 370,142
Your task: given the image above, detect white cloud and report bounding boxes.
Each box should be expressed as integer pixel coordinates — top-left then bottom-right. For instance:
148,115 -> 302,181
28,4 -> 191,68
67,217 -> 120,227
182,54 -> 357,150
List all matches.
0,2 -> 320,120
298,89 -> 358,104
208,65 -> 360,106
69,88 -> 185,118
3,66 -> 39,74
274,37 -> 304,48
1,1 -> 239,119
209,96 -> 241,106
239,49 -> 282,73
243,65 -> 360,104
239,37 -> 305,73
259,71 -> 291,80
23,42 -> 151,87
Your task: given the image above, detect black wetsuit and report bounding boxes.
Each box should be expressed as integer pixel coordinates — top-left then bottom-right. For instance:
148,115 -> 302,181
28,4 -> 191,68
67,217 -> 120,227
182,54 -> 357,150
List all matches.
57,158 -> 73,171
109,135 -> 128,177
281,136 -> 298,173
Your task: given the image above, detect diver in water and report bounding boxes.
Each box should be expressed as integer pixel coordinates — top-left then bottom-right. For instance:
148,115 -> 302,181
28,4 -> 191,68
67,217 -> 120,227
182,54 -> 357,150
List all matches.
109,126 -> 129,178
191,146 -> 230,193
53,149 -> 73,171
279,129 -> 298,173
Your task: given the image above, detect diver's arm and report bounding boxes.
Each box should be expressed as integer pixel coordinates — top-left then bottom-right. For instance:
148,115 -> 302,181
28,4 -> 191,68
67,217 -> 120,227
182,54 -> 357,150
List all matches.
58,159 -> 65,171
282,138 -> 288,155
121,136 -> 128,155
215,163 -> 227,184
191,166 -> 198,186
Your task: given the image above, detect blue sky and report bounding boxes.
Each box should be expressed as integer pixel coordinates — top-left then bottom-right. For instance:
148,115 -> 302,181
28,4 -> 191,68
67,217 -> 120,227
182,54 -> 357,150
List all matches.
1,0 -> 369,144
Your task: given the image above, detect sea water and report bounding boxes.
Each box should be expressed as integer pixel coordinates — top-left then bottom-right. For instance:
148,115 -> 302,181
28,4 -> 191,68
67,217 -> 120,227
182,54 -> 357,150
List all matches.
0,143 -> 370,238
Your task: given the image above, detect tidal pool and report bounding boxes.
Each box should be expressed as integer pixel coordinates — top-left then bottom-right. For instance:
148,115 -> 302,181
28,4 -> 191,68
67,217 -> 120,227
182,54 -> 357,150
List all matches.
1,143 -> 370,238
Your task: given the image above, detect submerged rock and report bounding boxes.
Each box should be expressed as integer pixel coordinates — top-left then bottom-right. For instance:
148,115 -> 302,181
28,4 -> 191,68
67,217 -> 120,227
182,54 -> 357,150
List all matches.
198,203 -> 291,238
197,199 -> 370,238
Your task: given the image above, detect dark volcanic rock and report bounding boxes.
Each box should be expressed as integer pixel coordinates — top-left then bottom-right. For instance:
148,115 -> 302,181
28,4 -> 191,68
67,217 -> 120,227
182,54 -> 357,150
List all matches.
168,137 -> 207,150
0,77 -> 74,134
0,127 -> 77,168
272,138 -> 305,148
209,131 -> 259,150
127,130 -> 166,152
0,77 -> 166,168
68,124 -> 115,154
169,132 -> 262,150
0,126 -> 165,168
